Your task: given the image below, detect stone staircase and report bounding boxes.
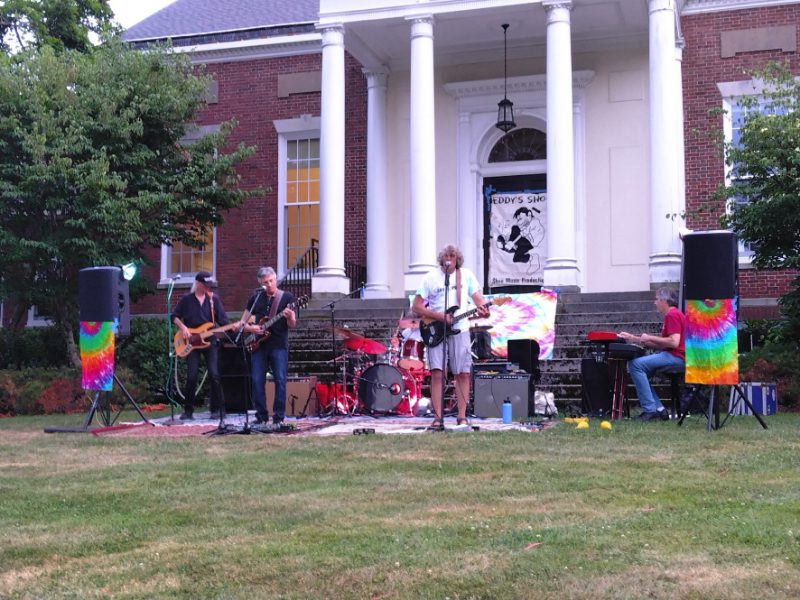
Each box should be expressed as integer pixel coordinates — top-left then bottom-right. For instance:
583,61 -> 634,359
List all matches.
285,291 -> 665,410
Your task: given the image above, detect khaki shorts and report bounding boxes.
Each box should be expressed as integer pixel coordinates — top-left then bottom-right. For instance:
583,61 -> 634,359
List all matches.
427,332 -> 472,374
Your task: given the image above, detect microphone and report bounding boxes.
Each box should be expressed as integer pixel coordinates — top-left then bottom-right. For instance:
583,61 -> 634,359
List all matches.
444,261 -> 451,269
171,274 -> 181,281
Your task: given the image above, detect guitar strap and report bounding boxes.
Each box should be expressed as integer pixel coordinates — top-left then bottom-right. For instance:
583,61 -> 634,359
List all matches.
455,268 -> 462,308
268,289 -> 284,320
209,293 -> 216,325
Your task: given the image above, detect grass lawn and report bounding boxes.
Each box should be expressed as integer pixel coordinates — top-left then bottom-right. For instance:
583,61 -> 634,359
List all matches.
1,411 -> 799,599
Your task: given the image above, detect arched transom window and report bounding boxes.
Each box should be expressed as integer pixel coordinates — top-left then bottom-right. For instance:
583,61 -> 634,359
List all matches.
488,128 -> 547,163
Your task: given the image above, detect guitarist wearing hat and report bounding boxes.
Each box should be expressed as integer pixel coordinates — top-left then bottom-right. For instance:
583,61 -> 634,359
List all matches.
172,271 -> 231,420
237,267 -> 297,425
413,244 -> 490,429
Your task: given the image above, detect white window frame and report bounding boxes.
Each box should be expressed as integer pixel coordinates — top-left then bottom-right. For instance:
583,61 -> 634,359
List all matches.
718,80 -> 767,267
26,305 -> 53,327
159,124 -> 221,286
273,114 -> 321,278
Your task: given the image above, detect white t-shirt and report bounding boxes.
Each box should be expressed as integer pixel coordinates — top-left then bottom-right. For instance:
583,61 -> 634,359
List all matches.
416,267 -> 481,337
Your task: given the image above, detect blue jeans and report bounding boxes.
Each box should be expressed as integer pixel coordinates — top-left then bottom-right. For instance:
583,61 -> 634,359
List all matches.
627,352 -> 684,413
250,346 -> 288,421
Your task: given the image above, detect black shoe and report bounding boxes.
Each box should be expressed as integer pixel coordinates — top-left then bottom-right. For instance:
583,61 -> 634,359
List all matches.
658,409 -> 670,421
179,412 -> 194,421
253,414 -> 268,424
636,411 -> 659,421
272,417 -> 284,425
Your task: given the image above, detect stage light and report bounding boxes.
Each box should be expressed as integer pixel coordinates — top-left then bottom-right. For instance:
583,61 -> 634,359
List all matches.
121,262 -> 137,281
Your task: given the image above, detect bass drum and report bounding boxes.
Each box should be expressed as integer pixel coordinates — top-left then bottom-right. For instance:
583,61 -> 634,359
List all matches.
358,363 -> 416,413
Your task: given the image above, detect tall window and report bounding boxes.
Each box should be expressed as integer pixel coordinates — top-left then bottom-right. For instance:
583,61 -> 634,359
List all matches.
168,230 -> 215,278
285,137 -> 320,268
722,90 -> 787,260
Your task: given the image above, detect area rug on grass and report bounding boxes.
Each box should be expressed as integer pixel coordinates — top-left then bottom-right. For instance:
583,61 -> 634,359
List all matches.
93,412 -> 556,437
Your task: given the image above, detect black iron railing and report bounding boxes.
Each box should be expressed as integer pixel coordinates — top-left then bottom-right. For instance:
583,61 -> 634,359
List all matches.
280,240 -> 318,299
279,239 -> 366,300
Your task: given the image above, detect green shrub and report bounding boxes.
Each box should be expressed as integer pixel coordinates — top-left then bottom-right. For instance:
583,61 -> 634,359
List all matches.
0,327 -> 70,369
115,316 -> 178,403
739,320 -> 800,409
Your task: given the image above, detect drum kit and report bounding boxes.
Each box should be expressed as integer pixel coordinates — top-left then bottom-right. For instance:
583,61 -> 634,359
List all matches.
319,321 -> 429,416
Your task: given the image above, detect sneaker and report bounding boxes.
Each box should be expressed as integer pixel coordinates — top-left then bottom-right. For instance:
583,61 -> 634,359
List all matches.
272,417 -> 284,426
658,409 -> 670,421
253,414 -> 268,424
179,412 -> 194,421
636,411 -> 660,421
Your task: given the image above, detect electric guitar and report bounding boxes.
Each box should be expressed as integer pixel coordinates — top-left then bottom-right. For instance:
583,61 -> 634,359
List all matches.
173,322 -> 238,358
244,295 -> 309,353
420,296 -> 512,348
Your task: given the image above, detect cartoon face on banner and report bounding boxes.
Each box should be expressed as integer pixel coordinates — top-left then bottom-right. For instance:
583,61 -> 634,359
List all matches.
488,192 -> 547,287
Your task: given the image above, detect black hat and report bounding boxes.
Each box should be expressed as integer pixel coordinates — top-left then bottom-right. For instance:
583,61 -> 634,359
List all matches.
195,271 -> 215,287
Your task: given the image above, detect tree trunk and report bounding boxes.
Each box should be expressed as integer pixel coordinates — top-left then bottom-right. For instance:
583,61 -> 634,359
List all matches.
64,322 -> 81,369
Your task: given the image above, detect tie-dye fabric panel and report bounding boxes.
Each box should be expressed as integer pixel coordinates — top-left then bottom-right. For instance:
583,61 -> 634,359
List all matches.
475,290 -> 558,360
685,298 -> 738,385
80,320 -> 117,391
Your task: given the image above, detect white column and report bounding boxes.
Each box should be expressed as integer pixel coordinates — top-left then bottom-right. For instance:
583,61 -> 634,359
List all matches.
405,15 -> 438,293
542,1 -> 580,289
456,112 -> 478,277
648,0 -> 682,283
312,25 -> 350,295
362,69 -> 392,299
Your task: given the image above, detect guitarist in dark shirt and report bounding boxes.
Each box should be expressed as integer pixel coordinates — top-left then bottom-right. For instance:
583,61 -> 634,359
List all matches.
237,267 -> 297,424
172,271 -> 230,420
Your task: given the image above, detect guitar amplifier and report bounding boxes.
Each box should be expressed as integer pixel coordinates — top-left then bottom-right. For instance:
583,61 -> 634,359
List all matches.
472,373 -> 533,418
265,377 -> 318,416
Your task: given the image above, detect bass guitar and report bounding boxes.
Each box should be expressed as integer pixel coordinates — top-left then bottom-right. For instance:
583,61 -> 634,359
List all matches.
244,295 -> 309,353
173,322 -> 238,358
420,296 -> 511,348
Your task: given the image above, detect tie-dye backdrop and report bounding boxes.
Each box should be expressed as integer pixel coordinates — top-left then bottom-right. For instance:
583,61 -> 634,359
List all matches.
685,298 -> 738,385
473,290 -> 558,360
80,320 -> 117,391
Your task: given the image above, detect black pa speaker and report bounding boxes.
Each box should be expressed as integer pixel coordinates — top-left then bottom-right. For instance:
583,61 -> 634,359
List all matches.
508,338 -> 540,376
78,266 -> 130,336
472,373 -> 532,418
683,231 -> 738,299
219,344 -> 250,413
580,358 -> 611,416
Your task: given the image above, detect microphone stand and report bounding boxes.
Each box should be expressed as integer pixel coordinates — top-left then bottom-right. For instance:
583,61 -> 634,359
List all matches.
439,265 -> 451,430
165,276 -> 181,423
208,288 -> 269,436
322,285 -> 364,417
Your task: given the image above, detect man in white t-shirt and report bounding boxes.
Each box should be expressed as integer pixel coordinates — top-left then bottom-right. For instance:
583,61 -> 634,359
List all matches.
413,244 -> 489,428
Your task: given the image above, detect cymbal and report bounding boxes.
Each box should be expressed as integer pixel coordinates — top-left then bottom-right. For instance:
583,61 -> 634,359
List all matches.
398,318 -> 420,329
331,326 -> 363,340
343,337 -> 387,355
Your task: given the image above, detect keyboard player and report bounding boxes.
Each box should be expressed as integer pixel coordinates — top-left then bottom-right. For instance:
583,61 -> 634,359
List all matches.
619,287 -> 685,422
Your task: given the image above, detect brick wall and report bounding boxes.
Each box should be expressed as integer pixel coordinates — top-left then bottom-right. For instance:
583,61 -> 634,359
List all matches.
682,5 -> 799,300
134,51 -> 367,316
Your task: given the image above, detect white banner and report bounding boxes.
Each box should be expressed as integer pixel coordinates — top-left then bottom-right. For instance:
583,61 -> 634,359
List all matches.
488,192 -> 547,286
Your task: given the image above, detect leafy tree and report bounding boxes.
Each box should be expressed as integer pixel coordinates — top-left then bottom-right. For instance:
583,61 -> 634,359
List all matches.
0,40 -> 256,366
0,0 -> 115,53
721,61 -> 800,342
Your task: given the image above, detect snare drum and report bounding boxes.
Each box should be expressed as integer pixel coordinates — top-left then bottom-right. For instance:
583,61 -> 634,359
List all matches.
398,339 -> 425,371
358,363 -> 418,414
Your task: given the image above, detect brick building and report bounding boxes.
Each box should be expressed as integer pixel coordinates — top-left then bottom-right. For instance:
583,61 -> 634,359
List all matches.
5,0 -> 795,326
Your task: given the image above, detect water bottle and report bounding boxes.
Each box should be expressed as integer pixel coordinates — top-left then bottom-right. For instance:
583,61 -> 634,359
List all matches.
502,399 -> 513,424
